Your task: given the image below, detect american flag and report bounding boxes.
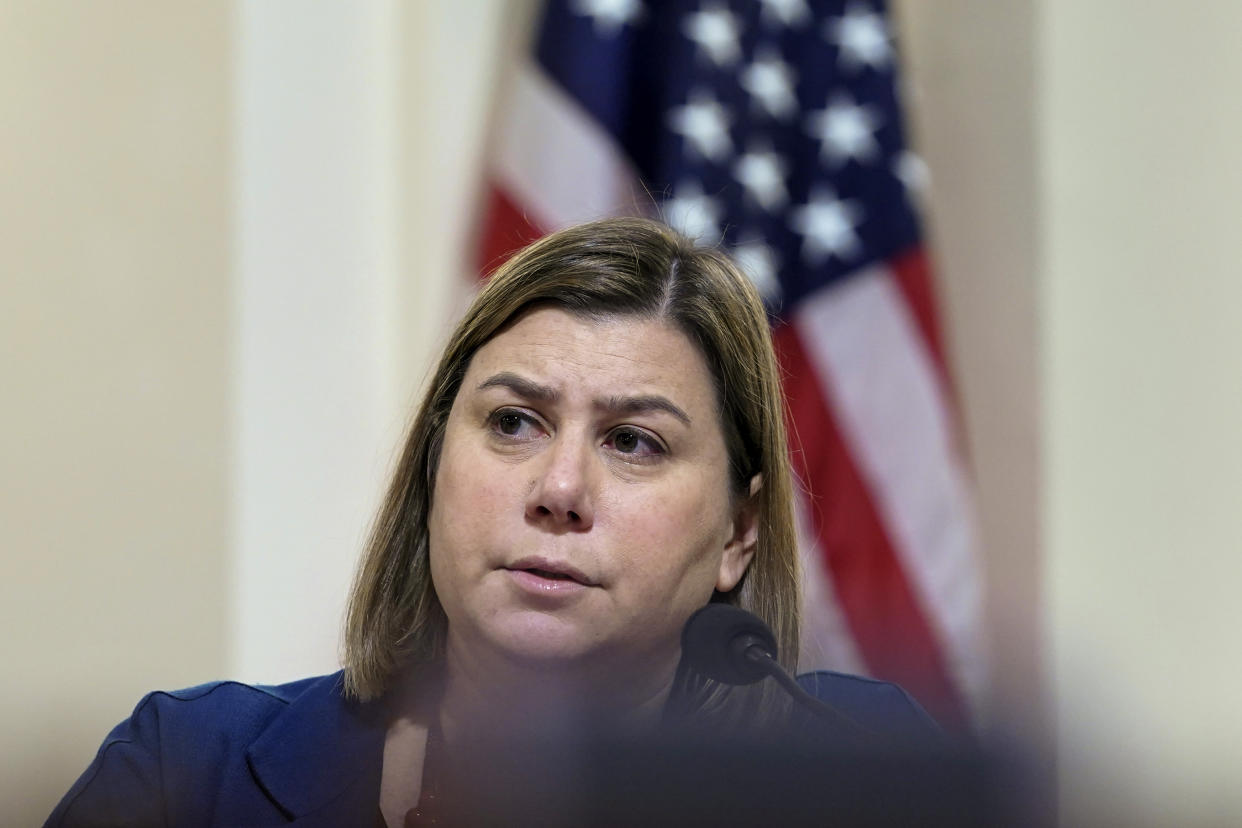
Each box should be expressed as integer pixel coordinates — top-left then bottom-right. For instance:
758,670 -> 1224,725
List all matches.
478,0 -> 985,731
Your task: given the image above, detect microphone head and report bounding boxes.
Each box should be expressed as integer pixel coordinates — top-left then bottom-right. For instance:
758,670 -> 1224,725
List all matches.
680,603 -> 779,685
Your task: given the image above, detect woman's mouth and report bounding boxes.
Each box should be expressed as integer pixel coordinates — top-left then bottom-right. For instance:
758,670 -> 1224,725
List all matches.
526,568 -> 577,580
504,556 -> 598,595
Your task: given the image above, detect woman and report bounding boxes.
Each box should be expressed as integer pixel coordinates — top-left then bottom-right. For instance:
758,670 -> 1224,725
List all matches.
47,218 -> 935,827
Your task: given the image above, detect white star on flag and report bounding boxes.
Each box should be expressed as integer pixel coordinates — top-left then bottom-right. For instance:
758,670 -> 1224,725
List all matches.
895,150 -> 931,197
789,189 -> 864,264
570,0 -> 645,37
826,2 -> 892,71
740,48 -> 799,119
805,94 -> 882,166
756,0 -> 811,28
683,3 -> 742,67
733,148 -> 789,211
732,239 -> 782,301
667,91 -> 733,162
663,181 -> 723,243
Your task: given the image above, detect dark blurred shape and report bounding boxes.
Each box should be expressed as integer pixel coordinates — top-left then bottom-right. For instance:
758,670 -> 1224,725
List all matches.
434,728 -> 1007,827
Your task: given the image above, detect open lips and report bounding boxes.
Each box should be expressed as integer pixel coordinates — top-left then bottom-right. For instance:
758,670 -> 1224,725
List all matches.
505,557 -> 597,587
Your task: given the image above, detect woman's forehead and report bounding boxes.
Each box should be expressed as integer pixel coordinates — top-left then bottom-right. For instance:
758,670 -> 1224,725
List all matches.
464,307 -> 717,407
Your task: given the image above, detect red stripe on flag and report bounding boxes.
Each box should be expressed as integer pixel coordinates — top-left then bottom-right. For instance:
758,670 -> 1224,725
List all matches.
889,248 -> 956,399
477,184 -> 546,276
774,322 -> 969,732
891,248 -> 974,469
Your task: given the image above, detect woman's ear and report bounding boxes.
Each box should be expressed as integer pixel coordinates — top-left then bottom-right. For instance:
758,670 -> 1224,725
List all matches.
716,474 -> 763,592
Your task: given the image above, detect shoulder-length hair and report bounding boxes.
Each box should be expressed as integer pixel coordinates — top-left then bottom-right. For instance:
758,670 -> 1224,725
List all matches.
343,217 -> 801,724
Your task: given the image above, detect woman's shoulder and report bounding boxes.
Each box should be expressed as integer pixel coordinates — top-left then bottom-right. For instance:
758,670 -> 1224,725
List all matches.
795,669 -> 944,741
44,671 -> 382,827
99,671 -> 346,761
126,671 -> 336,726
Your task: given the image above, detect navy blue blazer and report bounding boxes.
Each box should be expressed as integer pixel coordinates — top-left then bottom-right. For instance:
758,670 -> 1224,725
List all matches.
45,670 -> 939,826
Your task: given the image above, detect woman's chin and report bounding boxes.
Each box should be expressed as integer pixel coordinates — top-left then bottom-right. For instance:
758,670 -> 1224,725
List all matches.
447,607 -> 677,684
482,616 -> 609,668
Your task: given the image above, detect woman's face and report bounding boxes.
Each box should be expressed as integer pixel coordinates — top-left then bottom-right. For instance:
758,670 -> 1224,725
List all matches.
428,306 -> 757,681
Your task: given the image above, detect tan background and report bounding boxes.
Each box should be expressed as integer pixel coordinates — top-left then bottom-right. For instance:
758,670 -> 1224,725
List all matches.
1,1 -> 232,820
4,1 -> 1241,825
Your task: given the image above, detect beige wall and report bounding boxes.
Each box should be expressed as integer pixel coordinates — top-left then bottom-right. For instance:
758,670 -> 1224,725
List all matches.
0,2 -> 231,822
1044,2 -> 1242,823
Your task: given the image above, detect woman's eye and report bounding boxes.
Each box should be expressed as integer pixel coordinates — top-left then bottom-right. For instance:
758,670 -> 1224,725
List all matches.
489,409 -> 542,440
606,427 -> 664,458
497,412 -> 523,435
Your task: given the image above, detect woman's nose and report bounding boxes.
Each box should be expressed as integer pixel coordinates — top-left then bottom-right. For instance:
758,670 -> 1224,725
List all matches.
525,435 -> 596,531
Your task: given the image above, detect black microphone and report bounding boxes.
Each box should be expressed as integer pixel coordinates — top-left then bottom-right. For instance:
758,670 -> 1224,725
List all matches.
681,604 -> 875,737
680,602 -> 778,685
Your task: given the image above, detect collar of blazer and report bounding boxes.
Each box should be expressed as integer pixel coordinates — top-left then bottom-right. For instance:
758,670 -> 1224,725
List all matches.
245,671 -> 387,823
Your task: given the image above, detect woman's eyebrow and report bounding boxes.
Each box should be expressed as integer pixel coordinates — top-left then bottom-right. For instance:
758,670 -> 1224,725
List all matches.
476,372 -> 558,403
597,394 -> 692,426
477,372 -> 692,426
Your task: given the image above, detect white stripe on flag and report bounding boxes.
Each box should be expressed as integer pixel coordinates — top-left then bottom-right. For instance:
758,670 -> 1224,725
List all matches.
492,63 -> 644,231
793,266 -> 988,718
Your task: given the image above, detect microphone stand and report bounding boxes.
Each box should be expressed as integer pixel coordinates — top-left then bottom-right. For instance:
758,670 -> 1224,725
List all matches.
740,643 -> 880,740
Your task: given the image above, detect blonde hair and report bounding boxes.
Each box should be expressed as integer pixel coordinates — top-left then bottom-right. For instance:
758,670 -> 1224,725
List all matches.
343,217 -> 801,724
